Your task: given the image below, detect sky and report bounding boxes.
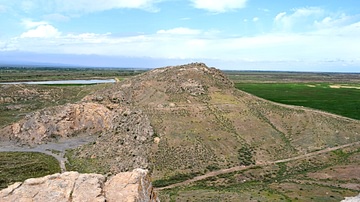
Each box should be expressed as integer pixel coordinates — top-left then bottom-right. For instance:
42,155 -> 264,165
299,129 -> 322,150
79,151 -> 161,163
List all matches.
0,0 -> 360,72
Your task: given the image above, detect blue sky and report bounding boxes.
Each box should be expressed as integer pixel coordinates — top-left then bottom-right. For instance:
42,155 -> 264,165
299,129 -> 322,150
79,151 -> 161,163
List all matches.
0,0 -> 359,72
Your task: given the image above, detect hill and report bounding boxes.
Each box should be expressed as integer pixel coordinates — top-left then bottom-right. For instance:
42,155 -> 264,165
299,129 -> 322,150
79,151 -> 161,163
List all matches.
78,63 -> 360,176
1,63 -> 359,200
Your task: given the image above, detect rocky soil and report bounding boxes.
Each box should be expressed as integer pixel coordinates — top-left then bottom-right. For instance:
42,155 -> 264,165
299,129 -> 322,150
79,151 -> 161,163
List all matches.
0,168 -> 159,202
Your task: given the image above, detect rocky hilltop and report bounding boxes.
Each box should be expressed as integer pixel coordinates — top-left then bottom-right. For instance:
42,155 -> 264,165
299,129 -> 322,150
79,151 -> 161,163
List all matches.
1,63 -> 360,181
0,168 -> 159,202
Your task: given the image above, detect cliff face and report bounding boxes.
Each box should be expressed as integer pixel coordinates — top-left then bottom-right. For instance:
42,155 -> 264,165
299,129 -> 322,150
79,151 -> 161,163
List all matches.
0,169 -> 159,202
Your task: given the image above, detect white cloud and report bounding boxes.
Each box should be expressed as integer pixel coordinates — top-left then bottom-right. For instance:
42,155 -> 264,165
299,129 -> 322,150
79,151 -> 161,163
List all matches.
258,8 -> 270,12
314,13 -> 358,29
0,41 -> 8,51
43,13 -> 70,22
21,19 -> 48,29
275,12 -> 286,21
1,4 -> 359,71
290,7 -> 324,17
11,21 -> 359,61
20,20 -> 61,38
190,0 -> 247,13
0,0 -> 164,16
51,0 -> 163,13
6,13 -> 360,70
157,27 -> 201,35
20,24 -> 61,38
274,7 -> 324,31
180,17 -> 191,21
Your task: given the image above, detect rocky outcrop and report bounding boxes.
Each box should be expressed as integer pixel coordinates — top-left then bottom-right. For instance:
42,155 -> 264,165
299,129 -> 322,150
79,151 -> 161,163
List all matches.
0,102 -> 114,145
85,63 -> 233,107
342,193 -> 360,202
0,169 -> 159,202
68,107 -> 155,174
0,94 -> 155,174
0,84 -> 41,104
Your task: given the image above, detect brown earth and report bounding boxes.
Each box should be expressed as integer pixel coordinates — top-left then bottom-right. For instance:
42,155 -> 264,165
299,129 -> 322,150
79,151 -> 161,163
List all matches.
307,164 -> 360,181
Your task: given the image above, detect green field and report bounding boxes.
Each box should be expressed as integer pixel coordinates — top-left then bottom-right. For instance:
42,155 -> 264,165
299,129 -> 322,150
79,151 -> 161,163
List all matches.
0,152 -> 61,189
235,83 -> 360,120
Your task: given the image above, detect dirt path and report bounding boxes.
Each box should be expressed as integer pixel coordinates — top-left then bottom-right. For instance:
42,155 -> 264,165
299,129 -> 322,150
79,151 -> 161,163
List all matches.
274,141 -> 360,163
157,141 -> 360,190
0,135 -> 96,173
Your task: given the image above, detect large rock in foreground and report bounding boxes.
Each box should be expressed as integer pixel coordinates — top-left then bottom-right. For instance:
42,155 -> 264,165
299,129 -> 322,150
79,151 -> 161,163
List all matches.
342,193 -> 360,202
0,169 -> 159,202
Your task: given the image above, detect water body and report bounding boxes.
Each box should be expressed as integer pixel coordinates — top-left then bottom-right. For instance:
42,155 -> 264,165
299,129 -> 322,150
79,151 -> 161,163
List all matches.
0,79 -> 116,85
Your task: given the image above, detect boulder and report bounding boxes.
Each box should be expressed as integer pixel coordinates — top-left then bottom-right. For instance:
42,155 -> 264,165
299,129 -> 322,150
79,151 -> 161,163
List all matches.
0,169 -> 159,202
341,193 -> 360,202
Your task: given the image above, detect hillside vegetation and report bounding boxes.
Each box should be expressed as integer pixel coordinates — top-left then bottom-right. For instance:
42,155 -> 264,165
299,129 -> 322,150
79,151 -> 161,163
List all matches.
63,64 -> 360,180
0,152 -> 60,189
1,63 -> 359,201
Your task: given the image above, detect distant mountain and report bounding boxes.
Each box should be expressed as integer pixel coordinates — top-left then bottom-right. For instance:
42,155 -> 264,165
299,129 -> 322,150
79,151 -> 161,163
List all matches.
0,60 -> 78,68
0,51 -> 194,69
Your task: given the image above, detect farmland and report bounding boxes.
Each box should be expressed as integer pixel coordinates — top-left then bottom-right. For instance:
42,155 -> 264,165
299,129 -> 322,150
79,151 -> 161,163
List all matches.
235,83 -> 360,120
